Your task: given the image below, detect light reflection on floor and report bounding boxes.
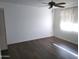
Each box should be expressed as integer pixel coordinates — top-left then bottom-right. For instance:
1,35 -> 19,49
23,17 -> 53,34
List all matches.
50,43 -> 78,59
53,43 -> 78,57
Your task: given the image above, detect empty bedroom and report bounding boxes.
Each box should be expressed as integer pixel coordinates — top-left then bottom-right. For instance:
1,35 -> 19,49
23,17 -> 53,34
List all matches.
0,0 -> 78,59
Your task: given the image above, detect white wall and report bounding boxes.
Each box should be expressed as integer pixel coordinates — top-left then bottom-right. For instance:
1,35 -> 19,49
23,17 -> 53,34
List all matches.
53,7 -> 78,44
0,2 -> 53,44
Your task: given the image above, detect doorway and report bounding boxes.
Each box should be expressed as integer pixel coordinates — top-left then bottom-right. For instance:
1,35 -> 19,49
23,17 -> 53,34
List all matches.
0,8 -> 8,59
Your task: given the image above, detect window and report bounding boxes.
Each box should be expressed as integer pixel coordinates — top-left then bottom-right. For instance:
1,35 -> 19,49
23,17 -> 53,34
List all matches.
60,7 -> 78,32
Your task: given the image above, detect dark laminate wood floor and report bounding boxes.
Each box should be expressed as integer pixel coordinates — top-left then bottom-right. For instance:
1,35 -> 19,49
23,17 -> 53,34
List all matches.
8,36 -> 78,59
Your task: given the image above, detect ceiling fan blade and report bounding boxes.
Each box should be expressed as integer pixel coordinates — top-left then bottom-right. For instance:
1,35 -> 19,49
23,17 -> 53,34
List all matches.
39,5 -> 49,7
56,2 -> 66,5
42,2 -> 48,4
55,5 -> 65,8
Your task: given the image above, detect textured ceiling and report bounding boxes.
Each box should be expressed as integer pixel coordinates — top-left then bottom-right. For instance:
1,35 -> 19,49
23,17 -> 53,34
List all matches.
0,0 -> 78,7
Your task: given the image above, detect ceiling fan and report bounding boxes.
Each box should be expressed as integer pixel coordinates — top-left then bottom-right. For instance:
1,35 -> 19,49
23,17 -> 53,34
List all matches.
42,0 -> 66,9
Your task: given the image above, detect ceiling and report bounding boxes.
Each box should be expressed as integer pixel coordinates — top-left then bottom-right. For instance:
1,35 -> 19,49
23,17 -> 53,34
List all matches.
0,0 -> 78,7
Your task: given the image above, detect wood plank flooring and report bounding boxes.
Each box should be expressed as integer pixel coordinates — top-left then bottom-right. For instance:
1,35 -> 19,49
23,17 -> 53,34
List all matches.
8,36 -> 78,59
